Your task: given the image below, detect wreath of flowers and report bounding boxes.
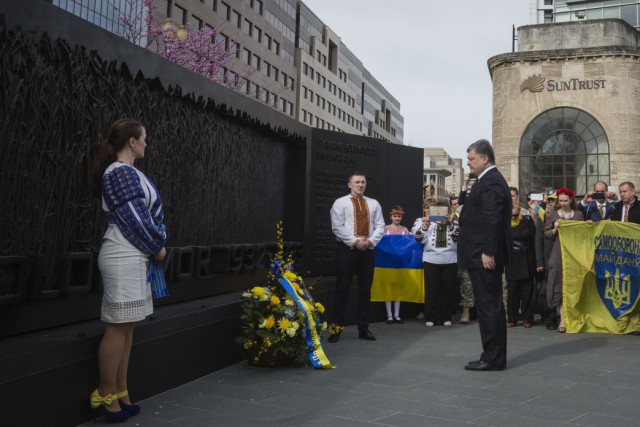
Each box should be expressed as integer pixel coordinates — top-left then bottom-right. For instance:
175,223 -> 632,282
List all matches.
236,221 -> 329,366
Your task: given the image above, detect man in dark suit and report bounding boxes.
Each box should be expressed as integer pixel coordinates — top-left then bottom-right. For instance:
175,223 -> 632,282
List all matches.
612,181 -> 640,224
457,139 -> 512,371
578,180 -> 618,223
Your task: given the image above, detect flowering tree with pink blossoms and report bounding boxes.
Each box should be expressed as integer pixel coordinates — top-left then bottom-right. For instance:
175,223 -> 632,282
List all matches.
112,0 -> 250,91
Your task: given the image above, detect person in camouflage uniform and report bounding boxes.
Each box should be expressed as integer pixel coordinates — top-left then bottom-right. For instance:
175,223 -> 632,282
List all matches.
450,197 -> 473,324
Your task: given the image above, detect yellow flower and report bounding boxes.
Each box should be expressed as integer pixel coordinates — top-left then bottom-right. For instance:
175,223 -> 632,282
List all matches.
260,315 -> 275,329
270,295 -> 281,305
251,286 -> 269,301
284,298 -> 295,306
283,270 -> 299,282
277,317 -> 293,333
314,302 -> 325,313
285,328 -> 297,337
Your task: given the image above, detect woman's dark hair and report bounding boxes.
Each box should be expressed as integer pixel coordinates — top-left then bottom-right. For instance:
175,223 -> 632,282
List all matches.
90,119 -> 144,197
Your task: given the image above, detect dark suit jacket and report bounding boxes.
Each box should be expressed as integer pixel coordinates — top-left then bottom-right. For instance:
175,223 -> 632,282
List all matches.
579,200 -> 616,222
457,167 -> 512,270
611,197 -> 640,224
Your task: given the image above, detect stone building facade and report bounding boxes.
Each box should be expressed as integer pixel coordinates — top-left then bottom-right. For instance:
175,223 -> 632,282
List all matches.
488,19 -> 640,196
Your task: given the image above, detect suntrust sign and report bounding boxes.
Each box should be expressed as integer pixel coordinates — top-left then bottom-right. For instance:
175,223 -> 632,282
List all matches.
547,78 -> 606,91
521,74 -> 607,93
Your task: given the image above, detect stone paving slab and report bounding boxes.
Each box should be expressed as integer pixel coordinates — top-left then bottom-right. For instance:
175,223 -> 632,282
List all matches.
83,319 -> 640,426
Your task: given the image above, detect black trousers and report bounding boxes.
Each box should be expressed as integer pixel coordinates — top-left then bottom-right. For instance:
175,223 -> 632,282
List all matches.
423,262 -> 458,323
333,243 -> 375,332
469,267 -> 507,368
507,278 -> 533,323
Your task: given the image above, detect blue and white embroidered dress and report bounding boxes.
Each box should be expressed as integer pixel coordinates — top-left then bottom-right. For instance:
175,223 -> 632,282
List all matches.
97,162 -> 166,323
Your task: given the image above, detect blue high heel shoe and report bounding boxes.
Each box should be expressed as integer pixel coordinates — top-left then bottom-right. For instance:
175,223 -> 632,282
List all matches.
90,389 -> 129,424
116,390 -> 141,416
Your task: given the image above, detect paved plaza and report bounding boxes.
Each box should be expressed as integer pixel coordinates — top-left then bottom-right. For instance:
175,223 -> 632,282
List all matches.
87,319 -> 640,426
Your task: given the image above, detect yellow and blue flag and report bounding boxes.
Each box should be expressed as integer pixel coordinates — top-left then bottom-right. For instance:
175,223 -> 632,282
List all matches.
371,235 -> 424,303
560,221 -> 640,334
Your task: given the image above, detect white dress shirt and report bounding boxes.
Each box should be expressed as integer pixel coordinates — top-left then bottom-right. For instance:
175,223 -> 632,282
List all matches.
330,195 -> 385,247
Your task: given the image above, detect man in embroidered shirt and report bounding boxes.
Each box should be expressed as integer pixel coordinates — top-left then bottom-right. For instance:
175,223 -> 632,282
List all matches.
612,181 -> 640,224
328,172 -> 385,343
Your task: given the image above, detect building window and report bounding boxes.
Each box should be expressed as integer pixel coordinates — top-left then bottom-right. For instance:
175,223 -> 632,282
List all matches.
263,33 -> 271,50
621,4 -> 639,27
243,18 -> 252,35
204,0 -> 216,10
173,4 -> 186,24
242,48 -> 250,64
218,32 -> 229,50
190,15 -> 203,29
157,0 -> 170,15
253,26 -> 262,42
232,9 -> 241,27
220,1 -> 230,20
252,54 -> 260,70
519,107 -> 609,197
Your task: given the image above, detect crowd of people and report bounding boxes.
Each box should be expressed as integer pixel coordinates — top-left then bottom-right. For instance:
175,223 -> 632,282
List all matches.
328,139 -> 640,371
89,118 -> 640,422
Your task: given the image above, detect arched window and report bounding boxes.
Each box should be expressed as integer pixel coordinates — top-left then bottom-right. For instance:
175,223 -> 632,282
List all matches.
519,107 -> 609,197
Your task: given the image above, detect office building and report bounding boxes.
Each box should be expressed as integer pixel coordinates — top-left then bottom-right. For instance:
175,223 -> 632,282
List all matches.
531,0 -> 640,29
51,0 -> 404,144
422,148 -> 463,198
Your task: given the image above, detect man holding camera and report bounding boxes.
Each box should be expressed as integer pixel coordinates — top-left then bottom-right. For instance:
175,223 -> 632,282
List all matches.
579,180 -> 618,223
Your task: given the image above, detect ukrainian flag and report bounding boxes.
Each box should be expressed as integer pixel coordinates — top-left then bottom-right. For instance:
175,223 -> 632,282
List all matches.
561,221 -> 640,334
371,235 -> 424,303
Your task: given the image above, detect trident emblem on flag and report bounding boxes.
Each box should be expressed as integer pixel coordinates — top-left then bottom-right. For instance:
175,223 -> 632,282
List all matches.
596,256 -> 639,319
604,268 -> 630,310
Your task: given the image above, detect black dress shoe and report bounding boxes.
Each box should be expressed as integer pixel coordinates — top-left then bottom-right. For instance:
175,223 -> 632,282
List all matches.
328,332 -> 341,343
464,361 -> 504,371
358,330 -> 376,341
386,318 -> 394,324
467,359 -> 483,367
394,317 -> 404,324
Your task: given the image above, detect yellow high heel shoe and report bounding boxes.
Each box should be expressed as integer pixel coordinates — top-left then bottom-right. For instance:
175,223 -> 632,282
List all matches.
116,390 -> 141,416
90,389 -> 129,423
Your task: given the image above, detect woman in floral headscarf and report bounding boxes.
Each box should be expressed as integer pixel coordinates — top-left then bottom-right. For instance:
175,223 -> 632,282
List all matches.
543,188 -> 584,332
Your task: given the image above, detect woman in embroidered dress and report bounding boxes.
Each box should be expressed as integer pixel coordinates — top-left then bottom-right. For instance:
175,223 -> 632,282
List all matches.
383,206 -> 411,324
89,119 -> 166,423
413,199 -> 458,327
544,188 -> 584,333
